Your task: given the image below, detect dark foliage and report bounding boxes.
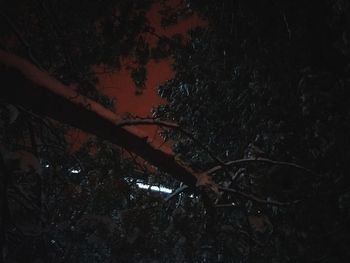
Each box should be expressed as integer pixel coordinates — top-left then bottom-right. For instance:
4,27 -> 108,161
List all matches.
153,0 -> 350,261
1,0 -> 350,262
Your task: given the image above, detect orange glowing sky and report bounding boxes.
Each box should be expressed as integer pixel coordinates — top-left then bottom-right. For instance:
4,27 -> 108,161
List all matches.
68,0 -> 206,152
98,1 -> 205,146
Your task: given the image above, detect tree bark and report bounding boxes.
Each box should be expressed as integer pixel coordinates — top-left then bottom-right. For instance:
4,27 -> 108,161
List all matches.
0,50 -> 198,187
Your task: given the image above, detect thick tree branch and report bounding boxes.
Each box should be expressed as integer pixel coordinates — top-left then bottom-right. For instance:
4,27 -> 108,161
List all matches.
0,49 -> 199,187
116,118 -> 226,166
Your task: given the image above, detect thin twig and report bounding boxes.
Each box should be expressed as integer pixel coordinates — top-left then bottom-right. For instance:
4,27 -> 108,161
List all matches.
218,186 -> 300,206
165,185 -> 189,202
214,203 -> 240,208
205,157 -> 319,177
283,14 -> 292,40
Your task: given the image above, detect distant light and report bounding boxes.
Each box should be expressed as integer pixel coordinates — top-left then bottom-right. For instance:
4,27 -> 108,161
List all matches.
69,168 -> 81,174
136,182 -> 172,194
45,164 -> 50,168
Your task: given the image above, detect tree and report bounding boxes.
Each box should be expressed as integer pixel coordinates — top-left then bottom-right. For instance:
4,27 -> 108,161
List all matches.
154,0 -> 350,261
1,0 -> 350,262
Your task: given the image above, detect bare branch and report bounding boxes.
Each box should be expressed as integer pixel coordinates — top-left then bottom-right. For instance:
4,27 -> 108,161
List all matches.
218,186 -> 300,206
283,13 -> 292,40
205,157 -> 319,177
165,185 -> 189,202
116,118 -> 180,130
